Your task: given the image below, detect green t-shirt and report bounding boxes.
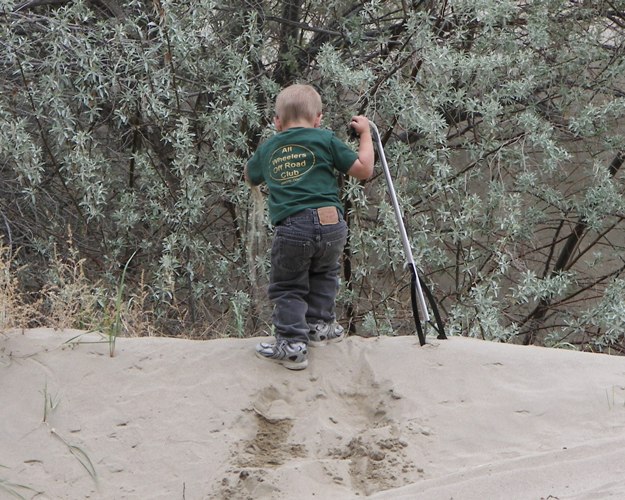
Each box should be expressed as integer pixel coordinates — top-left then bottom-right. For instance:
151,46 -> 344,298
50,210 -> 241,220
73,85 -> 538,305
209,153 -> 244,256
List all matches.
247,127 -> 358,225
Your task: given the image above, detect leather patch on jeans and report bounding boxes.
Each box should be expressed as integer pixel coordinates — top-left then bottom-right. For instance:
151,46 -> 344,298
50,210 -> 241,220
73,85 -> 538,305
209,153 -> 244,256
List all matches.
317,206 -> 339,225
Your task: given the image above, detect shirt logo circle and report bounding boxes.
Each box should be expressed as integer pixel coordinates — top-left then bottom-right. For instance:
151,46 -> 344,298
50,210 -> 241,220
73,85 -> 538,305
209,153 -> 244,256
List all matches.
269,144 -> 315,184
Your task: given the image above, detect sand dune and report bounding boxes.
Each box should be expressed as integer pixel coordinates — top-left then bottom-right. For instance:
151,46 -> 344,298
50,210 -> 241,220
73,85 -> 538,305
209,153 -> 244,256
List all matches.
2,328 -> 624,499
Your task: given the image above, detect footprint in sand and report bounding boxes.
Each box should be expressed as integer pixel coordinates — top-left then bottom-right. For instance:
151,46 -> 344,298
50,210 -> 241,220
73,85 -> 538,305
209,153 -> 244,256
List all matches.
242,385 -> 306,468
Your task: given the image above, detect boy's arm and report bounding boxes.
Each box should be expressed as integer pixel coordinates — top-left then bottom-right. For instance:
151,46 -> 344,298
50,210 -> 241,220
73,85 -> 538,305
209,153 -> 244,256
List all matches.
346,115 -> 374,180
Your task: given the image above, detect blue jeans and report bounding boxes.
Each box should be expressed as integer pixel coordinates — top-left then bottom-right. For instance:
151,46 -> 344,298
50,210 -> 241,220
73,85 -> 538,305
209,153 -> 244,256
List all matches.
269,208 -> 348,343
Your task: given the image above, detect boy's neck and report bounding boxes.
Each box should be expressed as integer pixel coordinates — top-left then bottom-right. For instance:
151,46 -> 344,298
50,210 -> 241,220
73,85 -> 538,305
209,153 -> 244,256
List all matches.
281,120 -> 316,130
275,113 -> 322,131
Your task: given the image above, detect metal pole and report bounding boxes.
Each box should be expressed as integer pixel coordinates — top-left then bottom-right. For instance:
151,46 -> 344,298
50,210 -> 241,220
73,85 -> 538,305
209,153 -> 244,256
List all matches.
369,121 -> 430,324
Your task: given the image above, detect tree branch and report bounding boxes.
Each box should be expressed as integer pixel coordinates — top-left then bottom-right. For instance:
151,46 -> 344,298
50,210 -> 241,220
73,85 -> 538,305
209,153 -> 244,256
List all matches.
14,0 -> 69,12
522,151 -> 625,344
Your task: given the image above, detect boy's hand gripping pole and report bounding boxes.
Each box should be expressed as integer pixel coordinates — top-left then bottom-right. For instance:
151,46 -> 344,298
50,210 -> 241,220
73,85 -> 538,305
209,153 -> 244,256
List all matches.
369,121 -> 429,345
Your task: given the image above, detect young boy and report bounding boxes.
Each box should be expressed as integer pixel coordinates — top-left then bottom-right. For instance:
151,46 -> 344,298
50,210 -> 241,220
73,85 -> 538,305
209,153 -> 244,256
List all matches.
245,84 -> 374,370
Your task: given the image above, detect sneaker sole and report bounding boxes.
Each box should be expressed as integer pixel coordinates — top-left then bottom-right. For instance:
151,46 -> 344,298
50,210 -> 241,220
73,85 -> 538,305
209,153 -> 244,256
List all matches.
255,350 -> 308,370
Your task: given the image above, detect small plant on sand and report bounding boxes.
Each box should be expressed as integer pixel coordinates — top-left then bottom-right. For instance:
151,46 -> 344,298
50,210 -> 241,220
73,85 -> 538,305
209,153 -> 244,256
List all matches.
104,250 -> 137,357
38,387 -> 98,484
605,385 -> 625,410
0,466 -> 40,500
50,429 -> 97,482
41,382 -> 61,423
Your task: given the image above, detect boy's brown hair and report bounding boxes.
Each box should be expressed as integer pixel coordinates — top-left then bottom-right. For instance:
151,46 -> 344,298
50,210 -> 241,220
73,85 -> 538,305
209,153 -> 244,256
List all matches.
275,84 -> 322,125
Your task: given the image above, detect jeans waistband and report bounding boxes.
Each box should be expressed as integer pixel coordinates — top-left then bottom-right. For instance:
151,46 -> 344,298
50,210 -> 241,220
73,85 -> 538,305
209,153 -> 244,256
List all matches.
277,207 -> 340,226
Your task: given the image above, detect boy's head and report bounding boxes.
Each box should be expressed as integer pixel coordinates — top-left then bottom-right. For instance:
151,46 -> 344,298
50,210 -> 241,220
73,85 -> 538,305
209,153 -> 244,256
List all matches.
274,84 -> 322,131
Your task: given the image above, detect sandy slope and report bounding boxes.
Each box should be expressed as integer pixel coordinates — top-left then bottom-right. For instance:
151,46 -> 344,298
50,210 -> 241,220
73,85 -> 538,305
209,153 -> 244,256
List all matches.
1,328 -> 625,499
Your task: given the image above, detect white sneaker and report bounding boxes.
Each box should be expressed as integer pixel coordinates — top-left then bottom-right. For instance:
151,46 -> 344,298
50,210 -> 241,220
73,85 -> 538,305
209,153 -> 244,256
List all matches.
255,339 -> 308,370
307,321 -> 345,347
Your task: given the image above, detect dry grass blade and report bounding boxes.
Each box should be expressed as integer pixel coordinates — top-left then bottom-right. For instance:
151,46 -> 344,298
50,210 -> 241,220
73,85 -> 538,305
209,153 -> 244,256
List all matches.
0,466 -> 41,500
50,429 -> 97,482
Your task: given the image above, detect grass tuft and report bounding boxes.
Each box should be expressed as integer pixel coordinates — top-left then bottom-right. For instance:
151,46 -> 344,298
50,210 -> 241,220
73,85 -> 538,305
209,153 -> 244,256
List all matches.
0,466 -> 41,499
50,429 -> 97,482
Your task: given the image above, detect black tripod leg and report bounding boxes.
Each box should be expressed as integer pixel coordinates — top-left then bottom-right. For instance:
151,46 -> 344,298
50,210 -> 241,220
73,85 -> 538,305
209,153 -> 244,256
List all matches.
409,265 -> 426,346
419,276 -> 447,340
